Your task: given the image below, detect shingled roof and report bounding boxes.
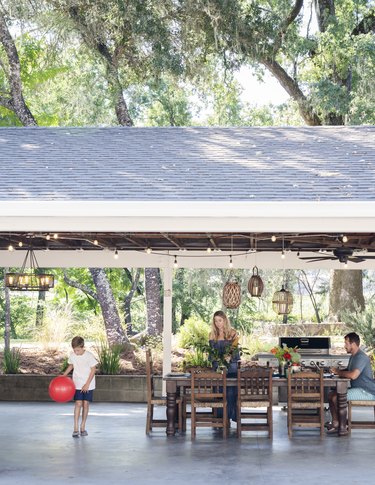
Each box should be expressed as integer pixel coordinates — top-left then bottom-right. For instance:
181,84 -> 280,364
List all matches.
1,125 -> 374,202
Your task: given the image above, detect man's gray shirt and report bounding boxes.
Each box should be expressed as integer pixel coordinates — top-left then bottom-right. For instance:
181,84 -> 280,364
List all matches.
348,349 -> 375,395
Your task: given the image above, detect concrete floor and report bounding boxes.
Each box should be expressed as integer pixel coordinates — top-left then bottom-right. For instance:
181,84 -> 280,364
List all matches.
0,402 -> 374,485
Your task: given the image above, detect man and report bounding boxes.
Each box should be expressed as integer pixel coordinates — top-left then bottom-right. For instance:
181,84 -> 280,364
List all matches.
327,332 -> 375,434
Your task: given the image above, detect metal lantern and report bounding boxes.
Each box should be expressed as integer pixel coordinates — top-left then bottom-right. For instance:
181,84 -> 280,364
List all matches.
272,285 -> 293,315
5,248 -> 54,291
222,279 -> 241,309
248,266 -> 264,297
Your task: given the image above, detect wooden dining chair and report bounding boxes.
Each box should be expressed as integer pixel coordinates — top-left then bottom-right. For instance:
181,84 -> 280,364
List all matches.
145,349 -> 183,434
190,369 -> 228,439
348,399 -> 375,433
287,369 -> 324,437
236,365 -> 273,438
181,366 -> 213,431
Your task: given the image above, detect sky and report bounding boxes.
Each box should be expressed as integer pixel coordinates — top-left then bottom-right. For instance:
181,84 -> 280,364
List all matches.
237,66 -> 289,105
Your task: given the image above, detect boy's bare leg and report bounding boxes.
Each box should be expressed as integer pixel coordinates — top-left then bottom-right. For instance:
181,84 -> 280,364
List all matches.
81,401 -> 89,432
74,401 -> 83,432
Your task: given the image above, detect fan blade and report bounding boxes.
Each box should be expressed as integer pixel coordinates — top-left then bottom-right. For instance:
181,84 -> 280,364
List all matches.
299,257 -> 335,262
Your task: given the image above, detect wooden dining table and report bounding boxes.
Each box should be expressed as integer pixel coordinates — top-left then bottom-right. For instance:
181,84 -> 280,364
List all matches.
164,373 -> 350,437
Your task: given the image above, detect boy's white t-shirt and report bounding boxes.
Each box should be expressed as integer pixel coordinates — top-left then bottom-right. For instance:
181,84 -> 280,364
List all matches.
68,350 -> 98,390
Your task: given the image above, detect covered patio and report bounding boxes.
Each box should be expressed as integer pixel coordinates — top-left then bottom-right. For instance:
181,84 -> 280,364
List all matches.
1,401 -> 374,484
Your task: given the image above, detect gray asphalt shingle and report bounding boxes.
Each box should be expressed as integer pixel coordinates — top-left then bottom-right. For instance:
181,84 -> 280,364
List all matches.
0,126 -> 374,201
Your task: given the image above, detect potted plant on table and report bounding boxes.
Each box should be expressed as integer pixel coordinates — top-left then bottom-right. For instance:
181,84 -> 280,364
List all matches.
270,344 -> 301,376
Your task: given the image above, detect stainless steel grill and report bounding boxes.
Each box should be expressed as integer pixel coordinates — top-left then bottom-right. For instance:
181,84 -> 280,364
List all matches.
256,336 -> 350,370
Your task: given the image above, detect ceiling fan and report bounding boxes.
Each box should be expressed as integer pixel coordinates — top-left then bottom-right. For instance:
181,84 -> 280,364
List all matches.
299,247 -> 375,264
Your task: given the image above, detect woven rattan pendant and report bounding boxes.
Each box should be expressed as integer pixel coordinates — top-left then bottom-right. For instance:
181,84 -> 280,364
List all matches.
223,276 -> 241,309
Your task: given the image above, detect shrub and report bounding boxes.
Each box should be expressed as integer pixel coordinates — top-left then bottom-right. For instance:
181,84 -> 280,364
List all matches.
342,303 -> 375,350
177,317 -> 210,349
95,341 -> 122,375
3,347 -> 22,374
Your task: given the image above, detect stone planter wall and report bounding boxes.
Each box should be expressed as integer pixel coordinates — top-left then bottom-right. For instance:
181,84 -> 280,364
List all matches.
0,375 -> 162,402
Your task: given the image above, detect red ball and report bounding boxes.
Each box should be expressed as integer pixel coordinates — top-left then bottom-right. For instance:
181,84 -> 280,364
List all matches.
49,376 -> 76,403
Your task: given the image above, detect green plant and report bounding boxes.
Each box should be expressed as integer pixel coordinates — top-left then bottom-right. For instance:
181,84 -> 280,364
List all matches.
60,357 -> 69,373
95,341 -> 123,375
182,345 -> 210,370
3,347 -> 22,374
177,317 -> 210,349
342,303 -> 375,350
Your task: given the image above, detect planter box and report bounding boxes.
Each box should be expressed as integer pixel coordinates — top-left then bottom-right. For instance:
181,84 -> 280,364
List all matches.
0,374 -> 162,402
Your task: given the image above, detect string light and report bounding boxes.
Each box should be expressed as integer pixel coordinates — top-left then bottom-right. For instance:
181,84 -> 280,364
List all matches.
18,241 -> 23,247
93,239 -> 99,246
46,234 -> 51,241
342,235 -> 348,243
229,255 -> 233,268
53,233 -> 58,239
173,255 -> 178,268
8,244 -> 14,251
271,235 -> 276,242
206,247 -> 212,253
281,250 -> 286,259
146,247 -> 152,254
114,249 -> 119,260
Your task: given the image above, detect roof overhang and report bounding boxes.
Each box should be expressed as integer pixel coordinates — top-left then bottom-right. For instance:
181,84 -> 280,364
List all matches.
2,200 -> 375,233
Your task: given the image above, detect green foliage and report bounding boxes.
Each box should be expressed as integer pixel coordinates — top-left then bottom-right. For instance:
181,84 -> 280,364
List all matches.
182,346 -> 211,370
139,334 -> 163,352
95,341 -> 123,375
3,347 -> 22,374
342,302 -> 375,350
177,317 -> 210,349
60,356 -> 69,373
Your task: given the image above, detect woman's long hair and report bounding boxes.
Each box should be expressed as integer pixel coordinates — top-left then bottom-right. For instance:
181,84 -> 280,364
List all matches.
209,310 -> 234,340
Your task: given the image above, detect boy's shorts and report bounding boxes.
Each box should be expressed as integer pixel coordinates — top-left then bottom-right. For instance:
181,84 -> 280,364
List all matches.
74,390 -> 94,402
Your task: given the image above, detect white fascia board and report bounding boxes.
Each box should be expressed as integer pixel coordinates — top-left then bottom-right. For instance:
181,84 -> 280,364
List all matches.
1,200 -> 375,232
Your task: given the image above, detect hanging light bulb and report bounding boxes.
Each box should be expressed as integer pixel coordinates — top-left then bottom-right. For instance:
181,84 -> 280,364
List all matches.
18,241 -> 23,247
281,250 -> 286,259
46,234 -> 51,241
146,247 -> 152,254
8,244 -> 14,251
342,235 -> 348,243
229,255 -> 233,268
53,233 -> 58,239
93,239 -> 99,246
173,255 -> 178,268
207,247 -> 212,253
114,249 -> 119,260
271,235 -> 277,242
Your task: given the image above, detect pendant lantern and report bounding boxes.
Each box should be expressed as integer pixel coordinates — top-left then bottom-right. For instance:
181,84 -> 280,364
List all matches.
248,266 -> 264,297
272,285 -> 293,315
222,276 -> 241,309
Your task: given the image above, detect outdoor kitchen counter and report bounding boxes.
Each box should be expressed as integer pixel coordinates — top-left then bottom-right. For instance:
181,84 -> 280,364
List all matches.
164,374 -> 350,437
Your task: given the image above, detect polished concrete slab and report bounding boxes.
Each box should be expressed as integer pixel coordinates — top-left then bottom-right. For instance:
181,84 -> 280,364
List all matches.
0,402 -> 374,484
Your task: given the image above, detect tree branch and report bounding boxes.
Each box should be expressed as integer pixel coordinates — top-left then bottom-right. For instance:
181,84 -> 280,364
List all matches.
352,8 -> 375,36
273,0 -> 304,53
261,57 -> 321,125
63,271 -> 98,301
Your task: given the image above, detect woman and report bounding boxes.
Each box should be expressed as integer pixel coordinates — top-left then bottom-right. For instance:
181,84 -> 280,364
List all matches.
209,310 -> 240,422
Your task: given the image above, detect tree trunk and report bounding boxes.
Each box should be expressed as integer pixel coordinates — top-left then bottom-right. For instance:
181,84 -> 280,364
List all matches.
89,268 -> 128,345
4,268 -> 11,351
35,291 -> 46,327
145,268 -> 163,336
0,13 -> 37,126
123,268 -> 141,335
329,270 -> 365,320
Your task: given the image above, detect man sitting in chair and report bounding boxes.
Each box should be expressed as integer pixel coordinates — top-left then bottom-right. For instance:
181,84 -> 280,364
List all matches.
327,332 -> 375,434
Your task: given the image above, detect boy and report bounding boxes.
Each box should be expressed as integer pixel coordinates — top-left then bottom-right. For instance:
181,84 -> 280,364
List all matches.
63,336 -> 98,438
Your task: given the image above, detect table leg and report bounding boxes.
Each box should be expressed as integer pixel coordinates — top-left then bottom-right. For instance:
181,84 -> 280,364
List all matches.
166,390 -> 177,436
337,380 -> 349,437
